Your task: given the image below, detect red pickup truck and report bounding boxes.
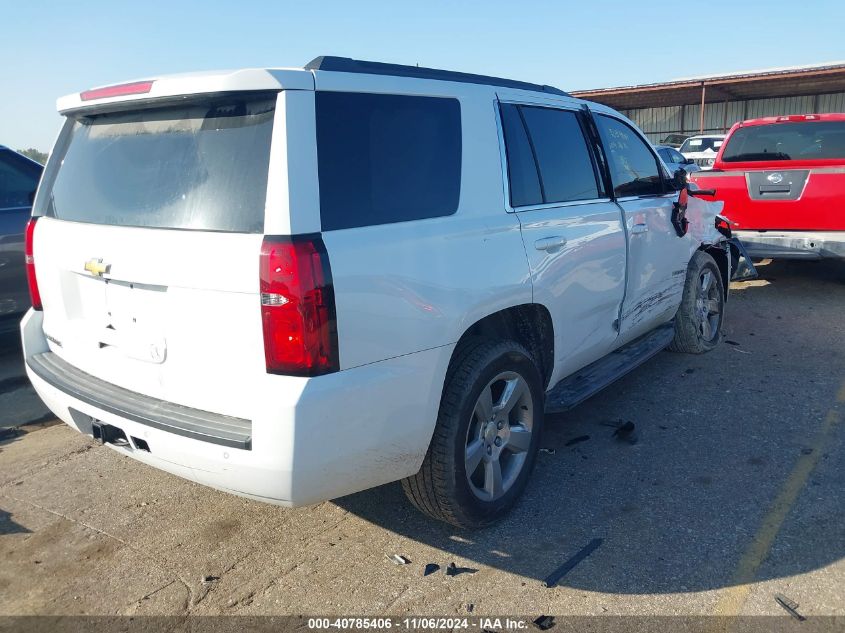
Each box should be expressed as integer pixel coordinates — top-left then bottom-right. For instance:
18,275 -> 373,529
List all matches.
690,113 -> 845,259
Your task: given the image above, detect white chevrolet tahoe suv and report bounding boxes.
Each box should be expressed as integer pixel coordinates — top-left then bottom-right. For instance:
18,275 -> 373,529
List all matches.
22,57 -> 734,528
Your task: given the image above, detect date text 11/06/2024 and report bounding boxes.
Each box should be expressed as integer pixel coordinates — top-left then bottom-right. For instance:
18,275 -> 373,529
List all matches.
307,617 -> 532,630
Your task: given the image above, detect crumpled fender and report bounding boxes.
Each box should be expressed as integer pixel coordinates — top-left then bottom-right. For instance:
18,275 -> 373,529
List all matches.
684,193 -> 725,247
677,190 -> 758,281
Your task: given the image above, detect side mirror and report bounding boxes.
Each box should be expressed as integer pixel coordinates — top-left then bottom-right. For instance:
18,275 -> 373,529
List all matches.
670,168 -> 688,191
683,157 -> 695,165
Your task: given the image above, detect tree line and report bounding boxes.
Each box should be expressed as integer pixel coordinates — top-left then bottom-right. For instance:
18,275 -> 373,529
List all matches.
17,148 -> 48,164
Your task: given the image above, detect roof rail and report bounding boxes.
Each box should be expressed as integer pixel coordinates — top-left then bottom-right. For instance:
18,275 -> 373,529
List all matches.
305,56 -> 570,97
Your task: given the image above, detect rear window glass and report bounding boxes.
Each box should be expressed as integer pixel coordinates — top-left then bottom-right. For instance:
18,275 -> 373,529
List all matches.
721,121 -> 845,162
316,91 -> 461,231
680,137 -> 723,153
42,96 -> 275,232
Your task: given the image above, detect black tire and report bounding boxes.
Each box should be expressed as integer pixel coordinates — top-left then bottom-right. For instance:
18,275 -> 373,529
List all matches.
401,339 -> 544,529
669,250 -> 725,354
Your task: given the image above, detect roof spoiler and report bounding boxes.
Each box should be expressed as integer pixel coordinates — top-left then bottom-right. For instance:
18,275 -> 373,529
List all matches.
305,56 -> 570,97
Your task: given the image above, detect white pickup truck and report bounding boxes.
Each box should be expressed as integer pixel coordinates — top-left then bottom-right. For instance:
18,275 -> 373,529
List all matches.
22,57 -> 739,528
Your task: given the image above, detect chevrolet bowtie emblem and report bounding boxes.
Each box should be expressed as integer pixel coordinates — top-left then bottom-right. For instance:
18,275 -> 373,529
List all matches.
84,258 -> 110,277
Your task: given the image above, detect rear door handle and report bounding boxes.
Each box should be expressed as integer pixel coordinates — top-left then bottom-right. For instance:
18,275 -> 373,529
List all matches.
631,223 -> 648,235
534,236 -> 567,251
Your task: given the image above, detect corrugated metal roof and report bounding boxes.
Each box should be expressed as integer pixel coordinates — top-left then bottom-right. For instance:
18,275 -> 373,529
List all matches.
572,61 -> 845,110
673,61 -> 845,83
573,61 -> 845,94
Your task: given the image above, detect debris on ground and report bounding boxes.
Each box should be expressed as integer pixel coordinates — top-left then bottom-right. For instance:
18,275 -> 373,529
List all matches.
613,422 -> 635,437
446,562 -> 478,577
774,593 -> 806,621
387,554 -> 410,565
613,421 -> 638,444
423,563 -> 440,576
543,538 -> 603,588
801,448 -> 814,455
732,347 -> 751,354
725,340 -> 741,346
539,448 -> 556,455
465,603 -> 474,613
533,615 -> 556,630
564,435 -> 590,447
201,575 -> 220,584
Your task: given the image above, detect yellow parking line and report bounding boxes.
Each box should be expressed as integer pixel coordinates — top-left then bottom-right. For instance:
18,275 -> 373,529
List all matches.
712,402 -> 842,620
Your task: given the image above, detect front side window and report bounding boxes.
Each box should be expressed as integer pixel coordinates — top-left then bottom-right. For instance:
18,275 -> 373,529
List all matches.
316,92 -> 462,231
595,115 -> 664,197
721,121 -> 845,162
500,104 -> 599,207
42,96 -> 275,232
0,150 -> 42,209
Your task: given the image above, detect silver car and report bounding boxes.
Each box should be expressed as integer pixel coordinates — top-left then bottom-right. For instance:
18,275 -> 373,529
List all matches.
0,146 -> 42,334
656,144 -> 701,176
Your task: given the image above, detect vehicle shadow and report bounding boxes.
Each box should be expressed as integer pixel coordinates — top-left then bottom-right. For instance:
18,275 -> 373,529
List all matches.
0,508 -> 31,535
335,259 -> 845,593
0,328 -> 54,431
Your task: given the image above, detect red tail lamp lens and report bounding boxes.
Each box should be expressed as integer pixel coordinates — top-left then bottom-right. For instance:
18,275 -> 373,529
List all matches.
260,235 -> 339,376
25,218 -> 42,310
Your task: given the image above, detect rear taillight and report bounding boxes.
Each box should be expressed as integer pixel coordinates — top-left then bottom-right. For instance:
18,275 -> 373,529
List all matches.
260,235 -> 338,376
25,218 -> 42,311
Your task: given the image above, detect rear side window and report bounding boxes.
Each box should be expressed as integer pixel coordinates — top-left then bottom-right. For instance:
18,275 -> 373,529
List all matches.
595,115 -> 664,197
500,104 -> 599,207
520,106 -> 600,203
721,121 -> 845,162
316,92 -> 461,231
0,150 -> 42,209
42,96 -> 275,232
499,104 -> 542,207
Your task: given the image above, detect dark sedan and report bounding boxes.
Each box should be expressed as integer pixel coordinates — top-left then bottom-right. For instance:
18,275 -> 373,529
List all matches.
0,146 -> 43,333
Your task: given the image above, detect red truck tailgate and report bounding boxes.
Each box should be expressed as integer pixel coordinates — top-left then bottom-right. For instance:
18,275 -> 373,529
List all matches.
691,167 -> 845,231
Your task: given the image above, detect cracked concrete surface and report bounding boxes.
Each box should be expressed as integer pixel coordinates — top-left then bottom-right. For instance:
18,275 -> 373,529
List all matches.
0,259 -> 843,617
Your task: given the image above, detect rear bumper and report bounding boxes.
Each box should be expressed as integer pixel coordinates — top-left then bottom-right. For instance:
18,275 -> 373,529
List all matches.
734,230 -> 845,260
27,351 -> 252,450
21,309 -> 451,507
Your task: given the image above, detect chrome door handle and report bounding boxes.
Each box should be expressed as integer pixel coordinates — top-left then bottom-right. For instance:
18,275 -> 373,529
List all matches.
534,236 -> 567,251
631,223 -> 649,235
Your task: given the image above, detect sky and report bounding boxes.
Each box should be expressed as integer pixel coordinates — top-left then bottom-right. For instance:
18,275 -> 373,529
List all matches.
2,0 -> 844,151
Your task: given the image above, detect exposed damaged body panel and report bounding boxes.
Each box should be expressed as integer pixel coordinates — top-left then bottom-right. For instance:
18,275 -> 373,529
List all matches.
614,189 -> 736,339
